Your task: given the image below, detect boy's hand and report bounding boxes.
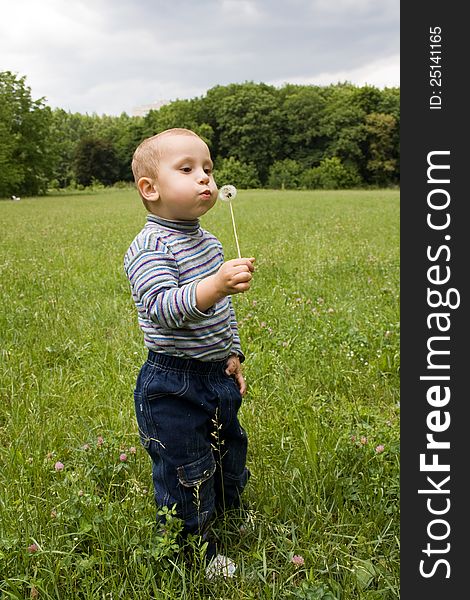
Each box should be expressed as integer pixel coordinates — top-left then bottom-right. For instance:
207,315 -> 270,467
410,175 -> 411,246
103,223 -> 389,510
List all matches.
225,354 -> 247,396
215,258 -> 255,296
196,257 -> 255,312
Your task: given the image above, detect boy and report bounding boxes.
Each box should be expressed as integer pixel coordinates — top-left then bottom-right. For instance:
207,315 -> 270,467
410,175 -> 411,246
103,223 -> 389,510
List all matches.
124,128 -> 254,573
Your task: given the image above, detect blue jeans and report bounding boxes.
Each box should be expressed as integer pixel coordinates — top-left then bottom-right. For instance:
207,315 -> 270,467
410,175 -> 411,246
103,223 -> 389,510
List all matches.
134,351 -> 250,537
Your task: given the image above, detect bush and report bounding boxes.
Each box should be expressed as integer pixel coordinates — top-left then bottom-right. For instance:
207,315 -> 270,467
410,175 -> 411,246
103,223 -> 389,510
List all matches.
213,156 -> 261,189
301,157 -> 362,189
267,159 -> 303,189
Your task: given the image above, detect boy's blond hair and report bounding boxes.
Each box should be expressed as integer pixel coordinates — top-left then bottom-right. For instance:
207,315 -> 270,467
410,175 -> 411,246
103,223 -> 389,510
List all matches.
132,128 -> 200,210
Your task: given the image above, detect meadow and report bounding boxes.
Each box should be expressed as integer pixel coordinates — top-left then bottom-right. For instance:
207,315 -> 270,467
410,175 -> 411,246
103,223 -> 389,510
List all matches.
0,189 -> 400,599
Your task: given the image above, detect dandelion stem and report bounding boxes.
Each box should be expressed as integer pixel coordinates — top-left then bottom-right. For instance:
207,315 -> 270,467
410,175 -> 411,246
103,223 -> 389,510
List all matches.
229,200 -> 241,259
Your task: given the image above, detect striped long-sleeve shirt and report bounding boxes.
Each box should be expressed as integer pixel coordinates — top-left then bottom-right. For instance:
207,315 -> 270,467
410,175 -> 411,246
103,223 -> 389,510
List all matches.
124,214 -> 243,362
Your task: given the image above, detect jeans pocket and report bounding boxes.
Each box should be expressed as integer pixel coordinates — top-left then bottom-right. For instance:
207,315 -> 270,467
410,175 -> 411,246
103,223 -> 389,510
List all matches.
176,450 -> 217,532
145,368 -> 189,401
176,450 -> 216,488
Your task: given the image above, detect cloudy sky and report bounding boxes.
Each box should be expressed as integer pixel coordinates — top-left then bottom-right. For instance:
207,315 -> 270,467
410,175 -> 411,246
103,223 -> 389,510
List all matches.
1,0 -> 399,116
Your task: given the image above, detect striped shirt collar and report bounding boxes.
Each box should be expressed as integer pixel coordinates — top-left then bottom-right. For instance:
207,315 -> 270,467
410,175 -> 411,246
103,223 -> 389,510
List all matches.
147,213 -> 200,234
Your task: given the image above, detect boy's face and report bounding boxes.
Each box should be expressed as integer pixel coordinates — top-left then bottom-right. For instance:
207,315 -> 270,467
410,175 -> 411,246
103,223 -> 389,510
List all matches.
140,135 -> 218,221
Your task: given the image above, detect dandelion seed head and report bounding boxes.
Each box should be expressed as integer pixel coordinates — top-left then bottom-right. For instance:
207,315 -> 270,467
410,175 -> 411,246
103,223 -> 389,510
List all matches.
218,184 -> 237,202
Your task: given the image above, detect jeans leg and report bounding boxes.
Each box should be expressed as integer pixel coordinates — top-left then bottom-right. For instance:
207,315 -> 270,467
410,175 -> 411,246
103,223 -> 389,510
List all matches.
212,377 -> 250,511
134,362 -> 217,537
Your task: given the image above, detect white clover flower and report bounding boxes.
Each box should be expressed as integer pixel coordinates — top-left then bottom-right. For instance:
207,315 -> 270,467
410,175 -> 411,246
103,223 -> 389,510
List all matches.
218,184 -> 237,202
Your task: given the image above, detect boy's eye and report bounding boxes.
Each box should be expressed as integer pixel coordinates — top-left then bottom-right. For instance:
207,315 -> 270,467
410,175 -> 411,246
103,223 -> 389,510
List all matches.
180,167 -> 192,173
204,167 -> 213,174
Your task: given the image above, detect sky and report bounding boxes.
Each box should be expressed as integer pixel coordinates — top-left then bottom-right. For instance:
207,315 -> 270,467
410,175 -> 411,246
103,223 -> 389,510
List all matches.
1,0 -> 399,116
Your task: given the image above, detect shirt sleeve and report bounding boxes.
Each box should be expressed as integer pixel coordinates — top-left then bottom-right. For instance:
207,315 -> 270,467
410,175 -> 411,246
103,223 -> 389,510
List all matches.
125,245 -> 213,329
228,296 -> 245,362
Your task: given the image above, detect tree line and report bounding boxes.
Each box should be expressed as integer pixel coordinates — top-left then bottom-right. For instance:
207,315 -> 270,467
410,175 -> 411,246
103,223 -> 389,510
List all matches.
1,71 -> 399,198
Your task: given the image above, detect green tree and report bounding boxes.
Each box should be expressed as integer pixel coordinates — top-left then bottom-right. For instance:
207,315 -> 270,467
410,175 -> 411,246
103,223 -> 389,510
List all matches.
0,115 -> 22,196
278,85 -> 327,167
0,71 -> 53,197
318,84 -> 401,185
144,99 -> 196,134
49,109 -> 93,188
74,137 -> 119,187
377,87 -> 400,121
213,157 -> 260,189
364,112 -> 399,185
355,85 -> 383,114
204,82 -> 282,183
143,98 -> 213,147
320,84 -> 367,172
112,115 -> 146,181
91,113 -> 146,182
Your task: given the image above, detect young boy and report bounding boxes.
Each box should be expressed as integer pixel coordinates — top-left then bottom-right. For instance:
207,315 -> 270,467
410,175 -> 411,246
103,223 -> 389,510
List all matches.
124,128 -> 254,572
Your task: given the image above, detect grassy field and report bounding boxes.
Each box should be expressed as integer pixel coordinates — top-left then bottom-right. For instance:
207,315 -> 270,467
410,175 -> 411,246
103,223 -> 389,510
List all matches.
0,189 -> 399,599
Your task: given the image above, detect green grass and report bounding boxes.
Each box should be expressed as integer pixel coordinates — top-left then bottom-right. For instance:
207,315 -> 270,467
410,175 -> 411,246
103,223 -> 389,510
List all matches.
0,189 -> 399,599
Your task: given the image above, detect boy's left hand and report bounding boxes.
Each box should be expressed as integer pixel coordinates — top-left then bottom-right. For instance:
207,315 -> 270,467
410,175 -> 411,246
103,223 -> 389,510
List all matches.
225,354 -> 247,396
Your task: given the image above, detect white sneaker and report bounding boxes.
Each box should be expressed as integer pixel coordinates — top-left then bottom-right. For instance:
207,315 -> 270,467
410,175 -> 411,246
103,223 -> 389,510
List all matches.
205,554 -> 237,579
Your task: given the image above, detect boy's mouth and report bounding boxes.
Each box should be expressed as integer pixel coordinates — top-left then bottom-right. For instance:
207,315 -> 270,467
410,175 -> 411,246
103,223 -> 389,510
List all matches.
200,190 -> 212,198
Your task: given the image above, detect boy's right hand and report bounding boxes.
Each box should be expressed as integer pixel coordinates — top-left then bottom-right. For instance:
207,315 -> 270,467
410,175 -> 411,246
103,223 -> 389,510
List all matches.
196,258 -> 255,312
215,258 -> 255,296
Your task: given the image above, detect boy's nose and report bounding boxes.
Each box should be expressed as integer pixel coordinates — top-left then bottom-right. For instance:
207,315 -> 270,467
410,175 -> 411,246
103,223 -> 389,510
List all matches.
197,169 -> 210,184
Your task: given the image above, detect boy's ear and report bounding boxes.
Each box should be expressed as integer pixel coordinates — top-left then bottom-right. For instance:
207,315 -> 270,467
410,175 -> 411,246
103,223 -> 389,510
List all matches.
138,177 -> 159,202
